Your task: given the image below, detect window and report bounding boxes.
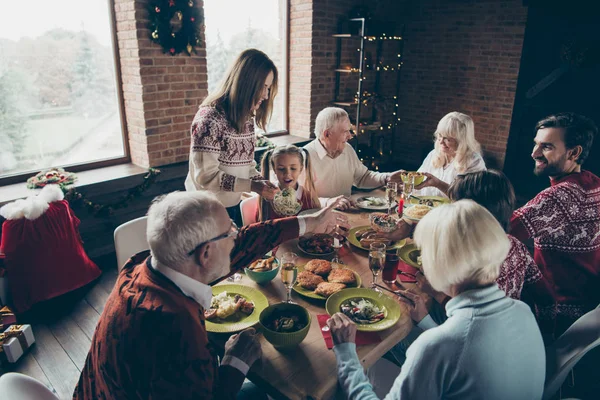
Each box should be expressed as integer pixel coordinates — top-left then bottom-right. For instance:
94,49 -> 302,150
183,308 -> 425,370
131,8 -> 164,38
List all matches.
0,0 -> 126,181
204,0 -> 287,134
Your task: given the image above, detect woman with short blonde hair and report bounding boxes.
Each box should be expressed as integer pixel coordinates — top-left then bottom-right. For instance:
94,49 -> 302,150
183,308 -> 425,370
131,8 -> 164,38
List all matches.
185,49 -> 280,225
414,112 -> 486,197
328,200 -> 546,400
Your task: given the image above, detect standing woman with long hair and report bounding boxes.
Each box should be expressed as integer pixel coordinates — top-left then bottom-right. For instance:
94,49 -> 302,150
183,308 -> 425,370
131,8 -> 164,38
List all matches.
185,49 -> 279,225
414,111 -> 486,197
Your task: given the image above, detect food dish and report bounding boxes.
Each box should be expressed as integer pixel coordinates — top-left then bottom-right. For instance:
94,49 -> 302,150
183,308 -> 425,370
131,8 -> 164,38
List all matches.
397,243 -> 422,269
370,212 -> 400,233
205,291 -> 255,320
205,285 -> 269,333
326,288 -> 401,332
298,234 -> 335,256
347,226 -> 406,251
247,256 -> 278,272
259,303 -> 311,348
401,171 -> 426,186
244,256 -> 280,284
341,298 -> 386,324
293,265 -> 362,300
315,282 -> 347,297
407,195 -> 450,207
328,268 -> 357,284
304,259 -> 332,276
356,196 -> 396,211
272,187 -> 302,216
403,204 -> 433,221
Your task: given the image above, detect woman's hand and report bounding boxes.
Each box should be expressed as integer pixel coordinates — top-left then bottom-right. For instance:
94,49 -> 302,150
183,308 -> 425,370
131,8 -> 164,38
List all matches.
304,196 -> 350,234
397,290 -> 429,323
327,196 -> 356,211
382,220 -> 412,241
327,312 -> 357,345
414,172 -> 450,194
251,180 -> 279,201
415,271 -> 449,305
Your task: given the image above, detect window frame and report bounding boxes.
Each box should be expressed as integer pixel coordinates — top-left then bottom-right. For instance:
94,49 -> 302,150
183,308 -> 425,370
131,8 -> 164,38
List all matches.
0,0 -> 130,186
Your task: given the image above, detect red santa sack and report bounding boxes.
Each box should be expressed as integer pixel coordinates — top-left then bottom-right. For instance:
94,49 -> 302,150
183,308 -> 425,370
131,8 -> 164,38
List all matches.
0,185 -> 101,313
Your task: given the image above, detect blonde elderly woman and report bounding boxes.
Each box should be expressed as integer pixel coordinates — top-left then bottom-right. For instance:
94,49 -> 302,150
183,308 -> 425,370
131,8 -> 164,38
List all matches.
414,112 -> 486,197
304,107 -> 404,210
328,200 -> 545,400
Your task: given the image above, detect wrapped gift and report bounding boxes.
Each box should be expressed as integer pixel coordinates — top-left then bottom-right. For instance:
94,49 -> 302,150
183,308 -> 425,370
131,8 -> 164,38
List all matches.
0,306 -> 16,331
1,324 -> 35,363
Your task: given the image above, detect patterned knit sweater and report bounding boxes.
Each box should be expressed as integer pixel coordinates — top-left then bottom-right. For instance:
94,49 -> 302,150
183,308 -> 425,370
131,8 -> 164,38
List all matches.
73,217 -> 299,399
185,105 -> 262,207
510,170 -> 600,335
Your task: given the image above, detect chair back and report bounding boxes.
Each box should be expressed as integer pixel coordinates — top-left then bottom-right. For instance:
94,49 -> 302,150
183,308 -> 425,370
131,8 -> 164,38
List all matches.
543,307 -> 600,399
240,195 -> 259,226
0,372 -> 59,400
114,216 -> 148,271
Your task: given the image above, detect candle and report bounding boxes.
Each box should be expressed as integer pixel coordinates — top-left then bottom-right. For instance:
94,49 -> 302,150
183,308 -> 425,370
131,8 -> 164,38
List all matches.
334,237 -> 340,248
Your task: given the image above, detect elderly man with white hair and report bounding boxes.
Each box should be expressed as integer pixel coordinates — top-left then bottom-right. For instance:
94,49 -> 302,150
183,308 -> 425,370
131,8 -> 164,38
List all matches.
74,191 -> 348,400
304,107 -> 404,210
328,200 -> 545,400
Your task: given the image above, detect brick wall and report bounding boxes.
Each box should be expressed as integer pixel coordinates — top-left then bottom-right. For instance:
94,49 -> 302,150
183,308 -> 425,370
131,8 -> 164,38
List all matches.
395,0 -> 527,168
114,0 -> 207,168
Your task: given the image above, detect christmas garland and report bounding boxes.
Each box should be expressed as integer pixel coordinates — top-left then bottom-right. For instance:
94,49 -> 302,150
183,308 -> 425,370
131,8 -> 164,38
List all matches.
27,167 -> 78,189
148,0 -> 203,55
63,168 -> 162,218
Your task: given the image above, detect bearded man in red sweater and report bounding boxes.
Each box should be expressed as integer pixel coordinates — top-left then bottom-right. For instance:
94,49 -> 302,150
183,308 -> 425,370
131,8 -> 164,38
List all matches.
74,191 -> 347,399
510,112 -> 599,337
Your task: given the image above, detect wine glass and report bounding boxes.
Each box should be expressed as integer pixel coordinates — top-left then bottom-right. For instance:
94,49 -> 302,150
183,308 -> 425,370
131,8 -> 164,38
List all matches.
280,252 -> 298,303
331,223 -> 346,268
369,242 -> 386,292
386,181 -> 398,215
401,174 -> 415,203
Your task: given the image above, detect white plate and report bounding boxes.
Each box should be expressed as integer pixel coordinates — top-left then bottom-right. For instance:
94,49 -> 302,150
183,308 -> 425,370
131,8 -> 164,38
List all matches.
356,196 -> 397,211
298,208 -> 320,216
402,204 -> 433,222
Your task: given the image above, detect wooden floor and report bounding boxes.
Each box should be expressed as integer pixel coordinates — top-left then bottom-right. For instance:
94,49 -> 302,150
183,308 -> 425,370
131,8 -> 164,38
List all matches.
4,256 -> 119,399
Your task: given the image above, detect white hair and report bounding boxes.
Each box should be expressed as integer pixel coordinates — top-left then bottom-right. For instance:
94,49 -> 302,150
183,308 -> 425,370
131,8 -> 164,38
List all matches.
314,107 -> 349,138
146,191 -> 223,267
431,111 -> 482,173
413,199 -> 510,295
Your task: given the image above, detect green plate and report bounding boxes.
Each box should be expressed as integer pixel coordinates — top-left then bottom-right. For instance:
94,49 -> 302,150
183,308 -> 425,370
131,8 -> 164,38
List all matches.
398,243 -> 421,269
326,288 -> 402,332
347,226 -> 406,251
407,195 -> 449,207
292,265 -> 362,300
206,284 -> 269,333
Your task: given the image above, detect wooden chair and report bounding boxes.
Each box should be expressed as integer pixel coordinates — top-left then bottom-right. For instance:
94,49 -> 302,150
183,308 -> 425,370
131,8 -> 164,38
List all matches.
543,307 -> 600,400
113,216 -> 148,271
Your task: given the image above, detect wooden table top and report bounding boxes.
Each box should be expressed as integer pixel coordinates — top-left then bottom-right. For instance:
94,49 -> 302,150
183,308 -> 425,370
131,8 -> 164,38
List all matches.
214,196 -> 415,400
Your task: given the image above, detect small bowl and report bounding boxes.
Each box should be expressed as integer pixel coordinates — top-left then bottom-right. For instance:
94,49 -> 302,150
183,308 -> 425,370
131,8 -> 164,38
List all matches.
370,212 -> 399,233
401,171 -> 426,186
244,258 -> 280,284
259,303 -> 311,349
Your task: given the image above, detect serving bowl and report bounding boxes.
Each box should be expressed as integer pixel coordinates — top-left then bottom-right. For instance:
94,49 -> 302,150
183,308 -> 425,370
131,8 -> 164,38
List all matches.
259,303 -> 311,349
369,212 -> 399,233
401,171 -> 426,186
244,257 -> 280,284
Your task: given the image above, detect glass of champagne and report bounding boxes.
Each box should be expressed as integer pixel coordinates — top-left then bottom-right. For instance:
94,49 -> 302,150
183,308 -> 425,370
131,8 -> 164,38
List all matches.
401,174 -> 415,203
369,242 -> 386,291
386,181 -> 398,215
280,252 -> 298,303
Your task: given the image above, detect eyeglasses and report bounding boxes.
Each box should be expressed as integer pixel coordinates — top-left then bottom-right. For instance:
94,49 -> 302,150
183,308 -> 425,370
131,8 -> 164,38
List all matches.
187,220 -> 239,256
435,134 -> 457,145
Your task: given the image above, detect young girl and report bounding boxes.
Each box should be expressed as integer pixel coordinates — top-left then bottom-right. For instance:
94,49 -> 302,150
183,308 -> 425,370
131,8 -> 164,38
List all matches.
257,145 -> 321,221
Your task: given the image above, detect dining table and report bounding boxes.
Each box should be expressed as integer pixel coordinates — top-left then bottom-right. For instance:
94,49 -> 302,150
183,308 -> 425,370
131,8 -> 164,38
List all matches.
211,190 -> 425,400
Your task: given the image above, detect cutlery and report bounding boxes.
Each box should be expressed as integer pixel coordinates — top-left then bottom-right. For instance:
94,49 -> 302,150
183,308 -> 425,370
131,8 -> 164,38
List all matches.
375,284 -> 415,306
409,194 -> 423,202
397,270 -> 416,279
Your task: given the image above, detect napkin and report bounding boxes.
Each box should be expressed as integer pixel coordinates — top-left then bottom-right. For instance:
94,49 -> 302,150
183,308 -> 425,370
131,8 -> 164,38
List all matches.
397,260 -> 418,283
317,314 -> 381,349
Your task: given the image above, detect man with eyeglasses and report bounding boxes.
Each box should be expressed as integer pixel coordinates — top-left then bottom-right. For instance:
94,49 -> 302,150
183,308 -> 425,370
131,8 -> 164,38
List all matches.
74,191 -> 349,400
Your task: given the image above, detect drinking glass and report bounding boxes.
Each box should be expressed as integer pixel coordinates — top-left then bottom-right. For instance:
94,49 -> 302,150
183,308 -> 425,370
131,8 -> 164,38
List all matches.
369,242 -> 386,291
401,175 -> 415,202
331,223 -> 346,268
227,272 -> 242,282
386,181 -> 398,215
383,250 -> 399,284
280,252 -> 298,303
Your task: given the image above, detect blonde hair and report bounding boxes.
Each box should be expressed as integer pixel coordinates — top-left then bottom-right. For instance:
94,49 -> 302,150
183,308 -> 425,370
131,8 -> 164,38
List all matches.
258,145 -> 320,221
413,199 -> 510,295
147,191 -> 223,267
431,112 -> 481,173
202,49 -> 278,132
314,107 -> 349,138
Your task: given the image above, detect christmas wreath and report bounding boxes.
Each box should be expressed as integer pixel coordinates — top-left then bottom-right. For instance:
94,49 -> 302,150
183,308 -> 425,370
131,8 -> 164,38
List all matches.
148,0 -> 203,56
27,168 -> 77,189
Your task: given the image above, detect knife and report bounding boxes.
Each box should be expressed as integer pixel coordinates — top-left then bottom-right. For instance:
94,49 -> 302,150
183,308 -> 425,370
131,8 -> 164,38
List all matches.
375,284 -> 415,306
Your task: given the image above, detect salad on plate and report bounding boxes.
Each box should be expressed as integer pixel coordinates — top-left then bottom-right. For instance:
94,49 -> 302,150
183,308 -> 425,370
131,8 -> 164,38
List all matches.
340,298 -> 386,324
